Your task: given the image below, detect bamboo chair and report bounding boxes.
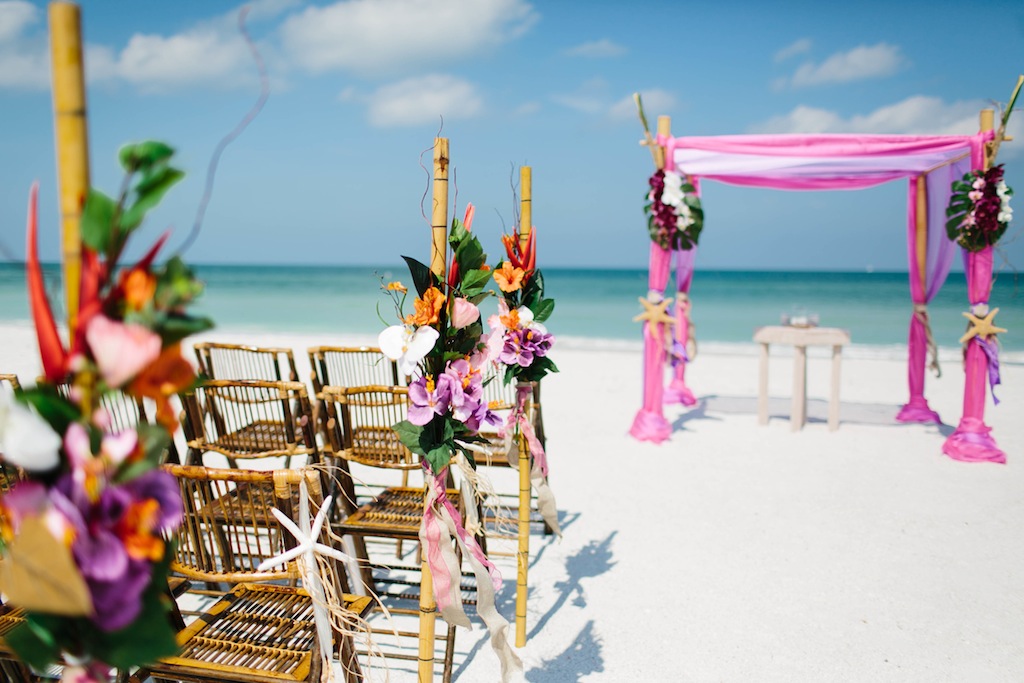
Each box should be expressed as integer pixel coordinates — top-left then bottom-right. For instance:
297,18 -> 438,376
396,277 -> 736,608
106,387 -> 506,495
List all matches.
137,464 -> 372,683
180,379 -> 319,470
194,341 -> 300,383
321,385 -> 462,681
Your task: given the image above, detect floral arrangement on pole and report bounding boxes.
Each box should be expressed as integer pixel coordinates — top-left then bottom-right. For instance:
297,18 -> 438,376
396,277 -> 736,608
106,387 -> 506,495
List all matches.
645,169 -> 703,250
0,142 -> 211,681
946,164 -> 1013,251
487,226 -> 561,535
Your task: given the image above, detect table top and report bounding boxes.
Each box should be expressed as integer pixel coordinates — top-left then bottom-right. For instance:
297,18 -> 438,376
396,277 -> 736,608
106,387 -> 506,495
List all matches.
754,325 -> 850,346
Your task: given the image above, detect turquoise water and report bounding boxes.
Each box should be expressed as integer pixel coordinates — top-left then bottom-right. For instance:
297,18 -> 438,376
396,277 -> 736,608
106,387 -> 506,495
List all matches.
2,263 -> 1022,352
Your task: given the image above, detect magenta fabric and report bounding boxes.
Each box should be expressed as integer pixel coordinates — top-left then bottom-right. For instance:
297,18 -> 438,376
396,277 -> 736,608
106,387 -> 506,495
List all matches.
943,247 -> 1005,463
896,161 -> 964,423
630,243 -> 673,442
666,246 -> 698,407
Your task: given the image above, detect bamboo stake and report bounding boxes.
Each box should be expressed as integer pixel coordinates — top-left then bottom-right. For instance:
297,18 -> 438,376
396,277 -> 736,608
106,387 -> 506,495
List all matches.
515,165 -> 532,649
656,115 -> 671,170
515,430 -> 529,648
915,175 -> 927,293
418,137 -> 448,683
430,138 -> 450,278
980,109 -> 995,170
519,166 -> 532,250
49,2 -> 91,341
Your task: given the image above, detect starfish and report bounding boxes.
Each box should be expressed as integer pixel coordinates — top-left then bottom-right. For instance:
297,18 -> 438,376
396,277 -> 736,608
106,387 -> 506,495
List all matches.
633,296 -> 675,328
959,307 -> 1007,344
258,480 -> 352,680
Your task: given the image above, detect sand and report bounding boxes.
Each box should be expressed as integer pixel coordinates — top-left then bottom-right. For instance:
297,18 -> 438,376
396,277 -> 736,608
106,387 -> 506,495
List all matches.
3,321 -> 1023,682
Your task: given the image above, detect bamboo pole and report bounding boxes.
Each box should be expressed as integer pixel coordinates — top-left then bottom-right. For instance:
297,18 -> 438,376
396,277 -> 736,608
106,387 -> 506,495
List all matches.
49,2 -> 91,341
915,175 -> 927,293
515,166 -> 533,649
430,138 -> 450,278
656,115 -> 671,170
519,166 -> 532,250
418,137 -> 448,683
981,108 -> 995,170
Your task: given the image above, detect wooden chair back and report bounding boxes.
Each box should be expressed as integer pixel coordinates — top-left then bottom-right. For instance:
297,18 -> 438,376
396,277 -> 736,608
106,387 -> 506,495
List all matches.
321,385 -> 416,470
194,341 -> 299,382
182,379 -> 318,465
50,381 -> 147,435
308,346 -> 402,392
0,375 -> 21,392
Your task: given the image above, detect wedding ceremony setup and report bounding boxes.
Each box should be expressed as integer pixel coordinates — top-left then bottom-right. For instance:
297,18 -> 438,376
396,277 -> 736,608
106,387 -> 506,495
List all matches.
1,1 -> 1023,682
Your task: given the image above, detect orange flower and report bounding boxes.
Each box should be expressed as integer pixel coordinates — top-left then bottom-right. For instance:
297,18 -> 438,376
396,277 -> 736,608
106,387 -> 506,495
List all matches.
385,281 -> 407,293
119,499 -> 165,561
120,268 -> 157,311
499,308 -> 521,330
493,262 -> 525,293
128,343 -> 196,430
404,286 -> 446,326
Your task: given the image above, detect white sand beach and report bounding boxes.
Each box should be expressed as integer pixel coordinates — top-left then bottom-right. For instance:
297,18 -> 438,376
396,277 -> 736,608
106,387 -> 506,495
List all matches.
3,321 -> 1023,682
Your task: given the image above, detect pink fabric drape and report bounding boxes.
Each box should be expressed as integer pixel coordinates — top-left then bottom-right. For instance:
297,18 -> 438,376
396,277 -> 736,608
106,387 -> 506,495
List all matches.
666,246 -> 697,406
943,246 -> 1005,463
630,243 -> 673,442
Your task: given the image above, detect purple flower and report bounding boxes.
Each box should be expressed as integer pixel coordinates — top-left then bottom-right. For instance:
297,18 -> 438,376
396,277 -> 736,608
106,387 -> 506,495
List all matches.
407,374 -> 453,426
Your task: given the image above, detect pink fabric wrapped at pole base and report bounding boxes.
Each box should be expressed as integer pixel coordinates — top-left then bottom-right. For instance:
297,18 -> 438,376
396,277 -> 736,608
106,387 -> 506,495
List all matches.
630,243 -> 673,443
943,247 -> 1005,463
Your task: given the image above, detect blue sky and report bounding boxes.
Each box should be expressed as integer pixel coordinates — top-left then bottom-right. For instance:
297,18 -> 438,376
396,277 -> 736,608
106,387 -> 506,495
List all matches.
1,0 -> 1022,271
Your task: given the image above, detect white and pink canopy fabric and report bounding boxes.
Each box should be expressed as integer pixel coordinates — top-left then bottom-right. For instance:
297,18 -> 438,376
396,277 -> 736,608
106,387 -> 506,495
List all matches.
631,130 -> 1003,462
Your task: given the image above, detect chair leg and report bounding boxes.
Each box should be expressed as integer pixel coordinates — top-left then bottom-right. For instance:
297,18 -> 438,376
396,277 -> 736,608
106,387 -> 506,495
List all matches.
442,621 -> 457,683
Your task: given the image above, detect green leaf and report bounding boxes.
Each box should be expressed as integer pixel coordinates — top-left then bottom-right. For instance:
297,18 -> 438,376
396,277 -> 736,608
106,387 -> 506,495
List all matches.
119,141 -> 175,172
459,268 -> 492,298
402,256 -> 435,297
448,218 -> 468,244
156,314 -> 215,346
425,444 -> 451,474
5,616 -> 63,671
531,298 -> 555,323
122,167 -> 184,231
393,420 -> 427,456
454,237 -> 484,273
16,387 -> 80,437
81,189 -> 118,252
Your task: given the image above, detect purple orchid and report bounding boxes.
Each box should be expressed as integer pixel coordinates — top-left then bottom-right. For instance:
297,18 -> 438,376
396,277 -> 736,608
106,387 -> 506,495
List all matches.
408,374 -> 454,426
499,328 -> 554,368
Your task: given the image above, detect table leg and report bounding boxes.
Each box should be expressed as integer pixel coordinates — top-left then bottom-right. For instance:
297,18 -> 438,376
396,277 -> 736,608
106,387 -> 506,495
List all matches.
758,342 -> 769,425
829,344 -> 842,431
792,345 -> 807,431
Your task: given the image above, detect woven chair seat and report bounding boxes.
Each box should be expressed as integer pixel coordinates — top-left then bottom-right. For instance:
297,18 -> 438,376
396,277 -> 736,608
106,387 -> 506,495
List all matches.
155,583 -> 371,683
213,420 -> 302,456
338,486 -> 459,539
0,605 -> 25,652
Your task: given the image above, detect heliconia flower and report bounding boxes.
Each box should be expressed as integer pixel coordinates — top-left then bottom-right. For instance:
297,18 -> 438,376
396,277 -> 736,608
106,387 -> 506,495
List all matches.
86,315 -> 162,388
407,374 -> 453,426
379,324 -> 439,377
25,182 -> 68,382
501,226 -> 536,274
404,286 -> 446,326
493,262 -> 526,293
0,392 -> 62,472
451,297 -> 480,329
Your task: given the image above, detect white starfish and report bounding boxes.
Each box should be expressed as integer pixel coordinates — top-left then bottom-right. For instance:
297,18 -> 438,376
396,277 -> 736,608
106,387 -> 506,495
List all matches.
257,480 -> 351,682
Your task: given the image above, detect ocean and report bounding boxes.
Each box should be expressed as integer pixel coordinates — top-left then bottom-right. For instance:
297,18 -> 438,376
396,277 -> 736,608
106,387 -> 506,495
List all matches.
2,263 -> 1022,357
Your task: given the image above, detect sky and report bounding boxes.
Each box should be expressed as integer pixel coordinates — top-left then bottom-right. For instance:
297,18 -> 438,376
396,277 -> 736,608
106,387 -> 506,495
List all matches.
0,0 -> 1022,271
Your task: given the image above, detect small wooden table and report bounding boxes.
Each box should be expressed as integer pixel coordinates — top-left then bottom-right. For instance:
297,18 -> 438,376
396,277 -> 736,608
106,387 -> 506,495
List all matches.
754,325 -> 850,431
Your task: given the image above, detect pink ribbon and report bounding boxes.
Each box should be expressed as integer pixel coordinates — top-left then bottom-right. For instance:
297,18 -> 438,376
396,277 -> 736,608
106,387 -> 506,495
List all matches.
507,384 -> 547,476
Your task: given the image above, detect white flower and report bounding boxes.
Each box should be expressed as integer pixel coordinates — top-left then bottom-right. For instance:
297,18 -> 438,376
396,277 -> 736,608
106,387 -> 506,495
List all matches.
996,181 -> 1009,198
515,306 -> 548,335
378,325 -> 439,376
998,208 -> 1012,223
0,392 -> 61,471
661,172 -> 685,208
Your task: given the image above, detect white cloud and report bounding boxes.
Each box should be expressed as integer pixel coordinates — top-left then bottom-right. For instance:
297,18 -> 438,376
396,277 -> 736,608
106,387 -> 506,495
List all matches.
564,38 -> 626,58
550,77 -> 609,115
609,89 -> 675,122
774,38 -> 811,63
512,101 -> 541,116
0,0 -> 47,89
113,27 -> 256,92
787,43 -> 905,88
352,74 -> 484,127
281,0 -> 537,75
749,95 -> 1014,136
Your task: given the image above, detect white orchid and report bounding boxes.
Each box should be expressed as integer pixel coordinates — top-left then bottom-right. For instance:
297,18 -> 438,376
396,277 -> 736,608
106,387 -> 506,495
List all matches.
379,324 -> 440,376
0,392 -> 62,471
661,171 -> 685,207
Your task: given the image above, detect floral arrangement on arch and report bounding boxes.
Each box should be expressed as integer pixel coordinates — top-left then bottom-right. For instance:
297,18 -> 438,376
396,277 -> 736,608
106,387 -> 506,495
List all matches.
946,164 -> 1013,251
0,142 -> 211,680
645,168 -> 703,250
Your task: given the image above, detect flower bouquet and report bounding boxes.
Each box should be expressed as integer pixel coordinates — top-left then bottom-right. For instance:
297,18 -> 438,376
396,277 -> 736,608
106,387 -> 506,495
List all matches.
378,205 -> 521,678
486,226 -> 560,536
645,168 -> 703,250
0,142 -> 211,681
946,164 -> 1013,251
